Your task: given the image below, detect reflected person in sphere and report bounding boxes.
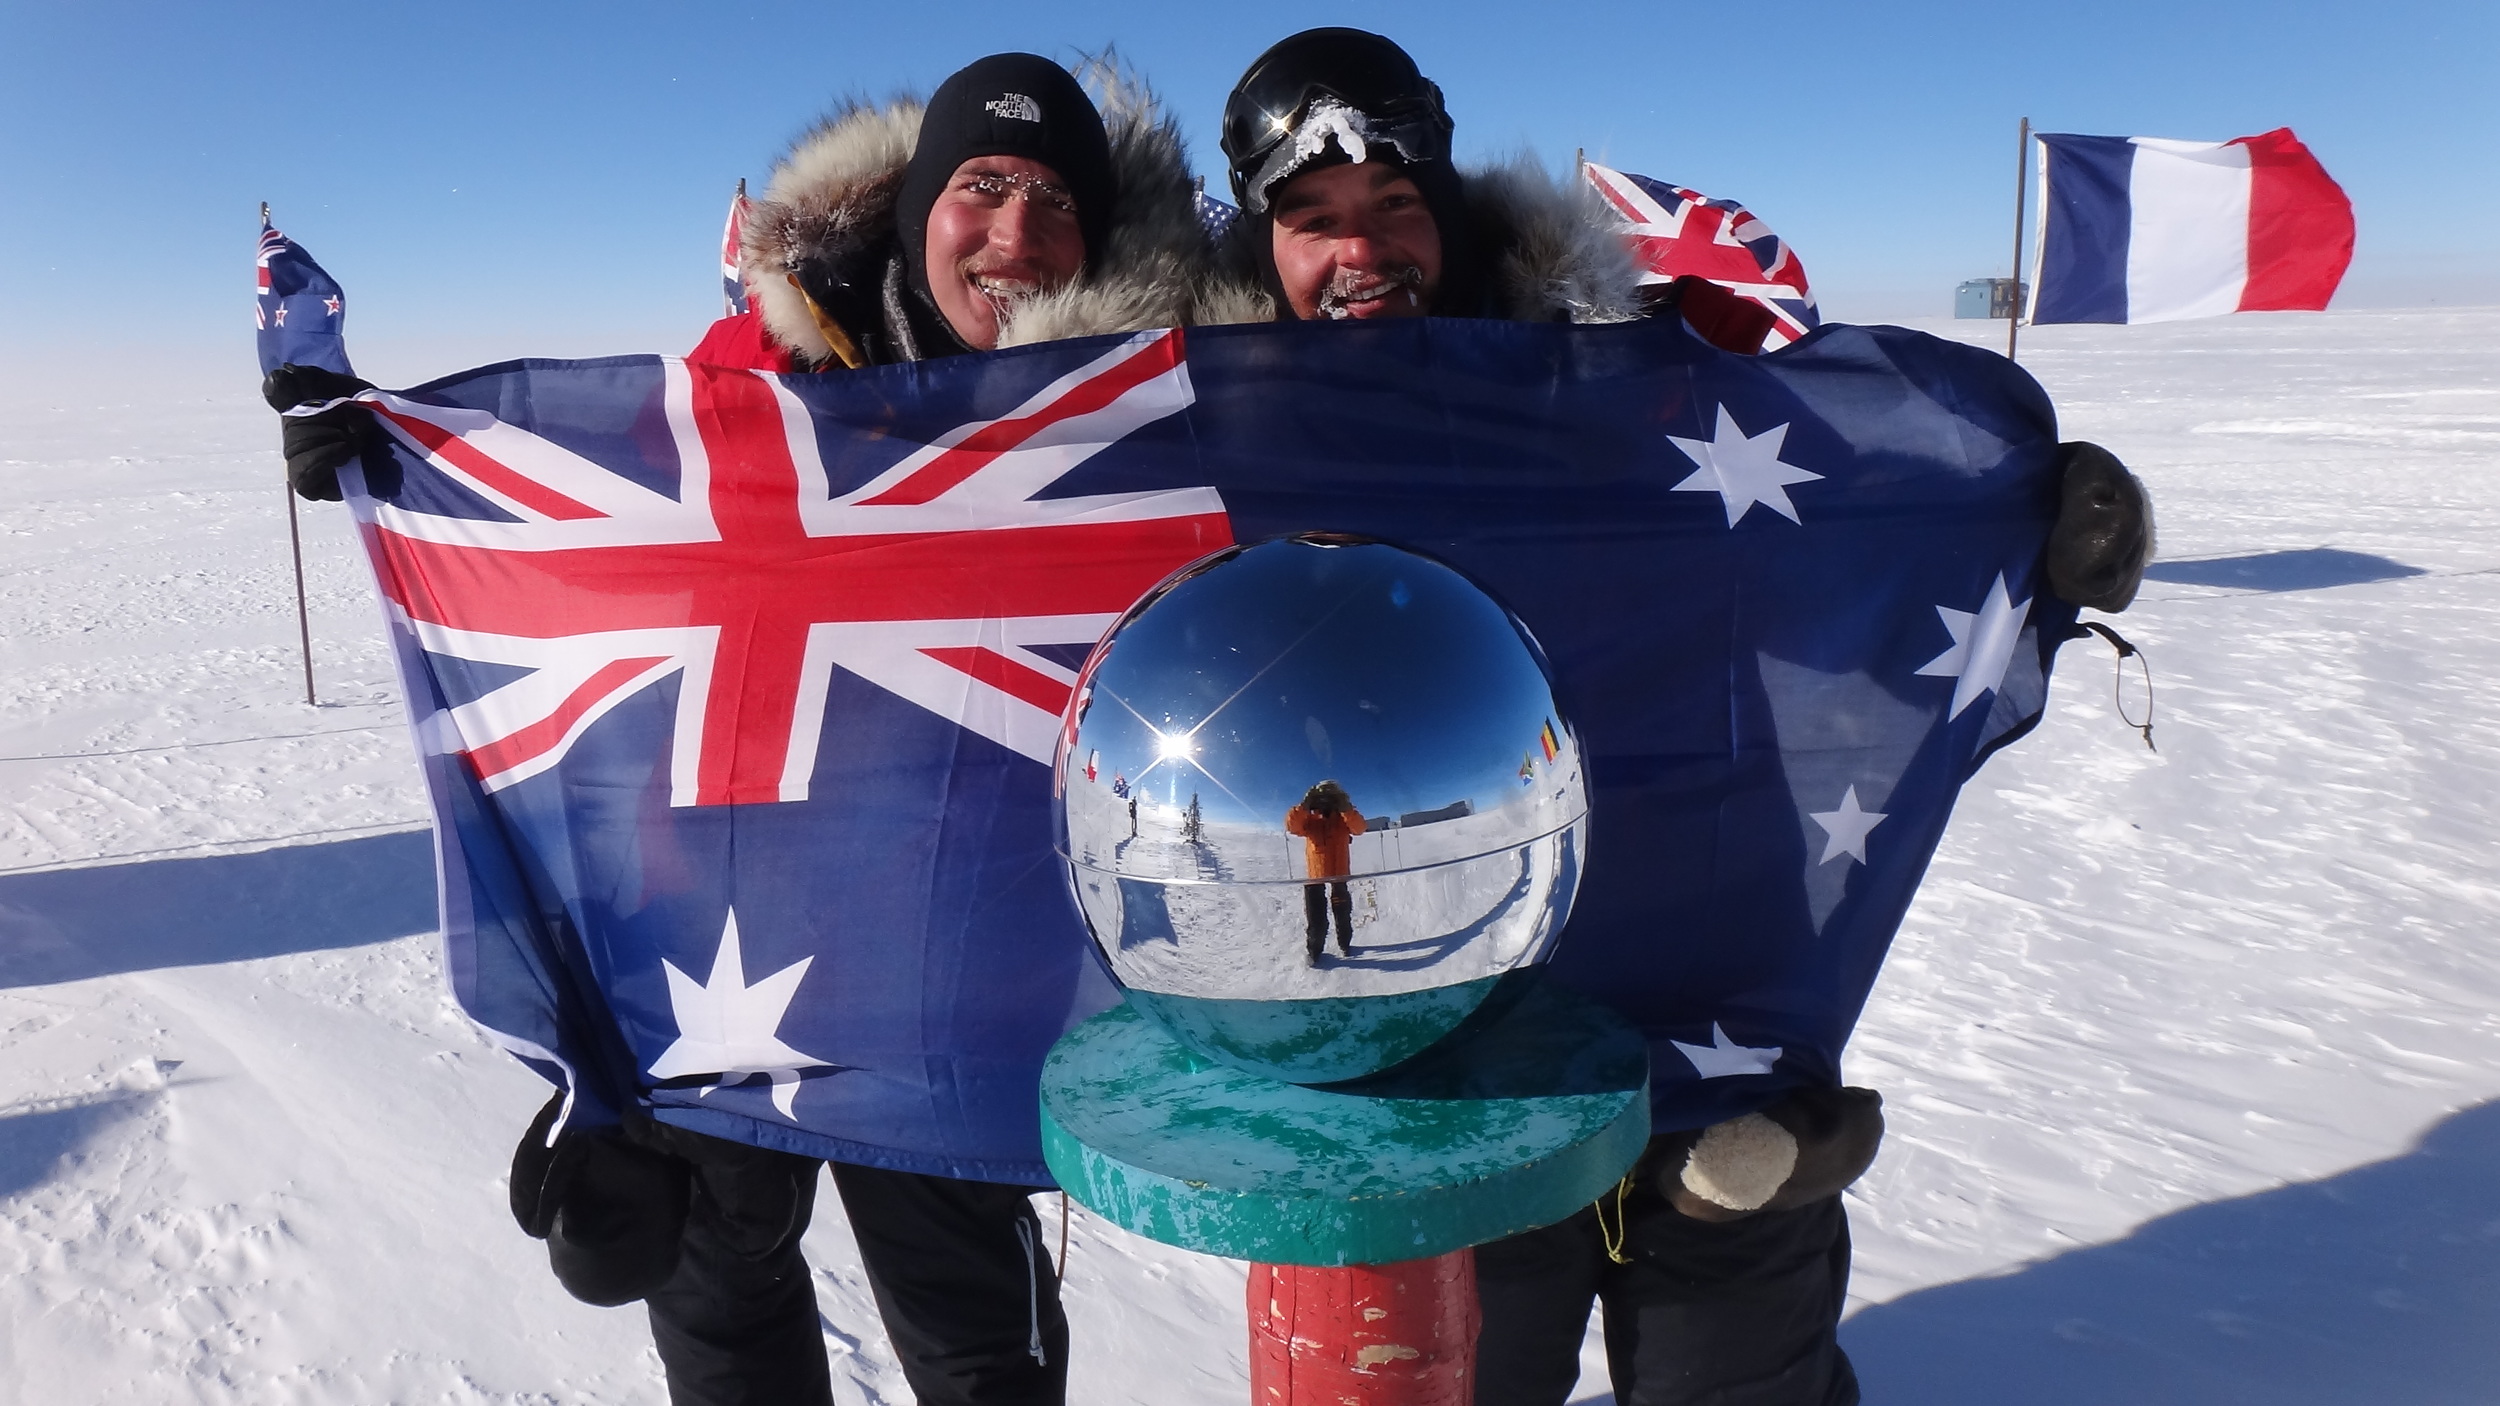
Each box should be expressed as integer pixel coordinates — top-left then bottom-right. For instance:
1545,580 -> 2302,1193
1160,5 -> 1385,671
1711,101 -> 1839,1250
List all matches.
1285,780 -> 1368,963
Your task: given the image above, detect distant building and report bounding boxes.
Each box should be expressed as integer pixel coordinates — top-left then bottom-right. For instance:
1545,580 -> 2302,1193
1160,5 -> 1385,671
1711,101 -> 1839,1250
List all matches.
1955,278 -> 2026,319
1397,800 -> 1475,828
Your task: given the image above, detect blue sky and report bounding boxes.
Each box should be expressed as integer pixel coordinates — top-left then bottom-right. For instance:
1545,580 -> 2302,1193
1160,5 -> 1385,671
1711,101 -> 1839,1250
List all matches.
3,0 -> 2492,383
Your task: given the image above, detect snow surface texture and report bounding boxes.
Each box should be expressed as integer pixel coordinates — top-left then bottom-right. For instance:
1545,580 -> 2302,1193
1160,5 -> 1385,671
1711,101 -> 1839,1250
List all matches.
4,308 -> 2497,1404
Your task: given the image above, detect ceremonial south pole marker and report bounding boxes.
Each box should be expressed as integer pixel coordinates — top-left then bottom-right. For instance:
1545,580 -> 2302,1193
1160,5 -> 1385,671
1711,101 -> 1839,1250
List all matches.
1048,536 -> 1652,1402
1041,983 -> 1647,1403
1040,983 -> 1647,1267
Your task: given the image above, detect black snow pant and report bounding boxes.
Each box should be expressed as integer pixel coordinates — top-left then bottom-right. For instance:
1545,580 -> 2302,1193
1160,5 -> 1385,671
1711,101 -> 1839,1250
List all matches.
640,1124 -> 1067,1406
1304,880 -> 1354,960
1473,1185 -> 1860,1406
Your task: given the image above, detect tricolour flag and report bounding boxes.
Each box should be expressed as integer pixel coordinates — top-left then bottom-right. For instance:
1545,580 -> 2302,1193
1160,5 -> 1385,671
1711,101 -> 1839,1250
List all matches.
326,313 -> 2075,1180
1581,162 -> 1821,349
2029,128 -> 2353,325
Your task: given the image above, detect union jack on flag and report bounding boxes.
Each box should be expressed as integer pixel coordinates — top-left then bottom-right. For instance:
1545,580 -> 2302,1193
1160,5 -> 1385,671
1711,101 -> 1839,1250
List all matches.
353,330 -> 1224,808
1583,162 -> 1821,350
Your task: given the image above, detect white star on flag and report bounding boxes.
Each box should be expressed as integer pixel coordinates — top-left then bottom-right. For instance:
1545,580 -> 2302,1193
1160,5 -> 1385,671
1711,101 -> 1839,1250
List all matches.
1915,572 -> 2032,719
1807,785 -> 1887,865
1667,406 -> 1823,527
1670,1022 -> 1783,1079
647,908 -> 832,1119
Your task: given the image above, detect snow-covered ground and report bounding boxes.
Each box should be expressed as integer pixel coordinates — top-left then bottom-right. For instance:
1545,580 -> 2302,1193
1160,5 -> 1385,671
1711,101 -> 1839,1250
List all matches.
4,307 -> 2496,1404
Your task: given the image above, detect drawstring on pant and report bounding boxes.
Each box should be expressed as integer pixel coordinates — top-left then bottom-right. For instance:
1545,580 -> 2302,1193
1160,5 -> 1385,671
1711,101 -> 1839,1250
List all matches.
1015,1217 -> 1048,1366
1593,1174 -> 1635,1265
2073,620 -> 2156,751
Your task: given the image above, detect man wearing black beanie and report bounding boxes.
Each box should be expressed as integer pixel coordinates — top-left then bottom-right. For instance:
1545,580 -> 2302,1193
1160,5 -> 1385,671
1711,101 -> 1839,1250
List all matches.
694,51 -> 1204,373
893,54 -> 1115,351
535,50 -> 1214,1406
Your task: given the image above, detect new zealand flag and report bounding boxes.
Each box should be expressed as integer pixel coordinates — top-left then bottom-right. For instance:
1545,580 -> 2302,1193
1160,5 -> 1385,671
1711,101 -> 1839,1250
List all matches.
256,213 -> 352,376
339,316 -> 2071,1184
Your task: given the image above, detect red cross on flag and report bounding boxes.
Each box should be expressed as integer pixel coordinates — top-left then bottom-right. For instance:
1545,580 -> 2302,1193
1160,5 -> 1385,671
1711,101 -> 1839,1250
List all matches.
351,330 -> 1230,807
1582,162 -> 1821,350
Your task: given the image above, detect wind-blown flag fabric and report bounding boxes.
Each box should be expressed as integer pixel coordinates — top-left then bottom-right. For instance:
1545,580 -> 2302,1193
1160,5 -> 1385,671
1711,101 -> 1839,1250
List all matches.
720,185 -> 751,317
1582,162 -> 1822,349
256,215 -> 353,376
2030,128 -> 2353,325
340,317 -> 2073,1183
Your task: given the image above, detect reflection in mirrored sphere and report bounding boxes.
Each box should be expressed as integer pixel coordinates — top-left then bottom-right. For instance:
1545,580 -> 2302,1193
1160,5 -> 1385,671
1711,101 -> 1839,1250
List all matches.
1054,534 -> 1590,1083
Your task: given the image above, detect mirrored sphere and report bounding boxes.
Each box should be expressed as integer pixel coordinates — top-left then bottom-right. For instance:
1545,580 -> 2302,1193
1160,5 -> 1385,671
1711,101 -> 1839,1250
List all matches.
1055,534 -> 1590,1083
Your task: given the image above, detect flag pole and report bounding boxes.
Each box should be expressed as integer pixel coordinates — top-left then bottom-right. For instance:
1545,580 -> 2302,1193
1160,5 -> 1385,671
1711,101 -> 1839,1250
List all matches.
286,481 -> 317,706
2008,117 -> 2030,361
265,199 -> 318,705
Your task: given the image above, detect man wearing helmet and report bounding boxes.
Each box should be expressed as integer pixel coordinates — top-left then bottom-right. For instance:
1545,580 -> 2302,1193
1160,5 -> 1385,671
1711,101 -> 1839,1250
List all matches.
1210,27 -> 1772,343
1210,28 -> 2153,1406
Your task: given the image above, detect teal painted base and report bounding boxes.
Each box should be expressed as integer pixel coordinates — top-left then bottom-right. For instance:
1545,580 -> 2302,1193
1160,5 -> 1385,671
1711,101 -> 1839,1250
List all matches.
1040,978 -> 1650,1266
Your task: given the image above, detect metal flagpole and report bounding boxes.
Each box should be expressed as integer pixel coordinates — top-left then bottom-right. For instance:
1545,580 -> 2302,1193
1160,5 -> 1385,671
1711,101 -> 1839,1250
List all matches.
2008,117 -> 2030,361
266,200 -> 319,705
286,483 -> 317,706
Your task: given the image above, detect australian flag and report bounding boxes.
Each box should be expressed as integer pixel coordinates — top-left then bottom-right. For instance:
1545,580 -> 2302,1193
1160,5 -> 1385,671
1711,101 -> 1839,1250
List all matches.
336,316 -> 2071,1184
256,213 -> 352,376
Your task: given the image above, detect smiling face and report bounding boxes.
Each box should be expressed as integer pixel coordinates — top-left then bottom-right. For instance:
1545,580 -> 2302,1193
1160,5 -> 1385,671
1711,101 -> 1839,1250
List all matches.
921,155 -> 1087,349
1267,160 -> 1444,322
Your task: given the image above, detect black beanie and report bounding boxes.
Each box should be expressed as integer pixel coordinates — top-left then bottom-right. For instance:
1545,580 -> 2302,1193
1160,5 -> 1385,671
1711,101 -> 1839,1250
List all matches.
896,55 -> 1114,313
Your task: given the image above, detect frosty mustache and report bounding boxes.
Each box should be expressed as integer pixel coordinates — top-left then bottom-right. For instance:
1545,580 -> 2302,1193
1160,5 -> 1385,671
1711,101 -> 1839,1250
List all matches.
1317,265 -> 1425,318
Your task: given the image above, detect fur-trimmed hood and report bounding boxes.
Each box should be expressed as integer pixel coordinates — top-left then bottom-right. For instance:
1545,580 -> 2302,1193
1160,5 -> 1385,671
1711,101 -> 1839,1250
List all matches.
741,62 -> 1212,364
1202,154 -> 1646,326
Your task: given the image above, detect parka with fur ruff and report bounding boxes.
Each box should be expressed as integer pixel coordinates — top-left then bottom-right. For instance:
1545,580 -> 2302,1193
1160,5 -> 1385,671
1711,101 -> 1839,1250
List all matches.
711,65 -> 1241,370
1201,154 -> 1653,327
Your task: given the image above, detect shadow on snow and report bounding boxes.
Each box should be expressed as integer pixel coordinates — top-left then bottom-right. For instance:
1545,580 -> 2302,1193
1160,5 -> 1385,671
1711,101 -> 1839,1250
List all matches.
0,830 -> 436,988
2144,547 -> 2425,592
1838,1099 -> 2500,1405
0,1091 -> 157,1200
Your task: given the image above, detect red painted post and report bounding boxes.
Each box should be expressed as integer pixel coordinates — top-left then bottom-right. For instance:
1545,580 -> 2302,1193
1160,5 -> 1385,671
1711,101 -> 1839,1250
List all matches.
1247,1250 -> 1479,1405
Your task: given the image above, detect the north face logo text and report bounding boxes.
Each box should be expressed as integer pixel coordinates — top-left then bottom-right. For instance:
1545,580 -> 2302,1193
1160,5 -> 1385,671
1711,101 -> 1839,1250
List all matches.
983,92 -> 1042,122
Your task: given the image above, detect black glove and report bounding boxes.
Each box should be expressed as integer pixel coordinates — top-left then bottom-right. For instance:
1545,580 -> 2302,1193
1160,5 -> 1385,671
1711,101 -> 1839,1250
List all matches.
2045,441 -> 2153,612
1646,1085 -> 1885,1223
261,363 -> 399,501
509,1092 -> 692,1307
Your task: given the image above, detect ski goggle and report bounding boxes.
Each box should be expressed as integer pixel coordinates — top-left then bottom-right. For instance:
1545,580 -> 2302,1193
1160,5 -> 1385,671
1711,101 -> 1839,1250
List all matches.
1221,32 -> 1451,210
1233,96 -> 1449,214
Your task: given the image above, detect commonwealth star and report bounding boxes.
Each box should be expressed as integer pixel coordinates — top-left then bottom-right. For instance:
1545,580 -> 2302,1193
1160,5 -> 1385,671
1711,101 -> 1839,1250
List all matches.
1667,406 -> 1823,527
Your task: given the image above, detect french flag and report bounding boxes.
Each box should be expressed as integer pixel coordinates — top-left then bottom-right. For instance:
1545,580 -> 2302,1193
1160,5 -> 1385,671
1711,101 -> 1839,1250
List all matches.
2030,127 -> 2353,325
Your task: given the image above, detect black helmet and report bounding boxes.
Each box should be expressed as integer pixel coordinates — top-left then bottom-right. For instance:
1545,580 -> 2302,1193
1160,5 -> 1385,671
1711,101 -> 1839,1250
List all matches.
1220,28 -> 1453,214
